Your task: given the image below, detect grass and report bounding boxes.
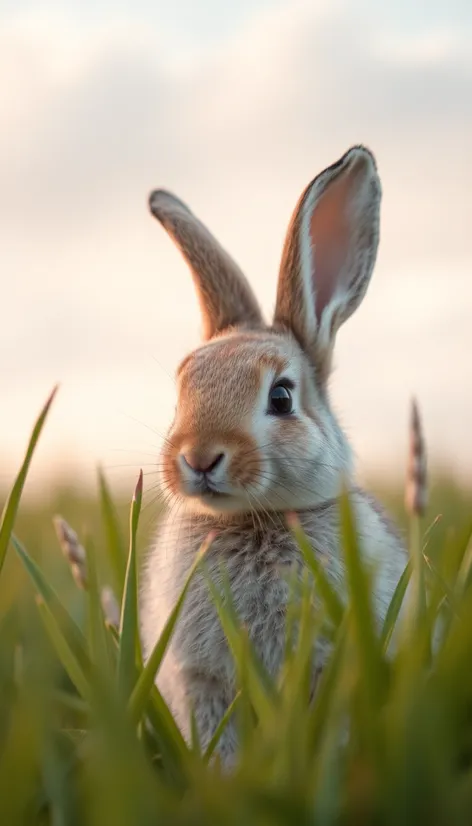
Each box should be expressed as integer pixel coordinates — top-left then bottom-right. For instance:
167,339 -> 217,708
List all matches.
0,388 -> 471,825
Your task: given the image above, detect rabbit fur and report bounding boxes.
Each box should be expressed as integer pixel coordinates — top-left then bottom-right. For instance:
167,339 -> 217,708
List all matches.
140,146 -> 407,767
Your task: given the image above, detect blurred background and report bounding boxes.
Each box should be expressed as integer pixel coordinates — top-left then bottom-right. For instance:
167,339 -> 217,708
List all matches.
1,0 -> 471,516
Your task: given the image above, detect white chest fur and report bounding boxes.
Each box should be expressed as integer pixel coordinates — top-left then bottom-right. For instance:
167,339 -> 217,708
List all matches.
140,492 -> 405,720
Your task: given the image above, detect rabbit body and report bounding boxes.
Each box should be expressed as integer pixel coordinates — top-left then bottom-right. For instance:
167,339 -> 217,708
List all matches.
140,146 -> 407,765
141,491 -> 404,762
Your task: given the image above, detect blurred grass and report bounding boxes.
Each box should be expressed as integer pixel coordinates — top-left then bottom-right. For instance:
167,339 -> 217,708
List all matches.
0,478 -> 158,624
1,390 -> 472,825
2,471 -> 469,610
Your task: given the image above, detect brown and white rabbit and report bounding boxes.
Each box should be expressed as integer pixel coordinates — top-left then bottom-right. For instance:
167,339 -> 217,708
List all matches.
140,146 -> 406,766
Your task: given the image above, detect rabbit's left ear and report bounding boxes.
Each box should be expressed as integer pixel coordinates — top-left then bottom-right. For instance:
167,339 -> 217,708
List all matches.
149,189 -> 263,341
273,146 -> 381,383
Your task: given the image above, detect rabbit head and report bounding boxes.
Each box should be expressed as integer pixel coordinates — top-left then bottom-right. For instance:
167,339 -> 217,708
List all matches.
149,146 -> 381,516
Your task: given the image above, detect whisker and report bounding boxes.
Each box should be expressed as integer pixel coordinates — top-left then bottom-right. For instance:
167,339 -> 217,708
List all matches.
117,411 -> 179,451
245,488 -> 266,534
150,353 -> 176,386
247,488 -> 282,532
249,471 -> 328,504
109,447 -> 161,457
100,464 -> 159,472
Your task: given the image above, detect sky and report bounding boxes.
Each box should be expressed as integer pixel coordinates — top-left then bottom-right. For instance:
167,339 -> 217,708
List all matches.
1,0 -> 471,496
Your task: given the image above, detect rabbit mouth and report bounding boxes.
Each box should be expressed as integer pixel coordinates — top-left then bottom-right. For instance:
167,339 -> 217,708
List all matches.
200,485 -> 231,501
194,479 -> 232,501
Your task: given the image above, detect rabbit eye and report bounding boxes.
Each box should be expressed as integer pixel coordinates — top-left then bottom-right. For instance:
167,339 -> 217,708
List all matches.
269,383 -> 293,416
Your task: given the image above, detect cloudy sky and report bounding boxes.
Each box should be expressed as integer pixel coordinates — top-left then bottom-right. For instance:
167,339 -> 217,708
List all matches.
1,0 -> 471,495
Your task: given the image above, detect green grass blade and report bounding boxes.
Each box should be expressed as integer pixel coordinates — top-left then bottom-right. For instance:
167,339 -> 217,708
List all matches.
217,562 -> 278,703
128,531 -> 214,725
98,467 -> 127,599
84,536 -> 110,673
205,567 -> 277,720
234,628 -> 257,757
289,571 -> 317,695
424,554 -> 461,620
12,535 -> 90,673
287,512 -> 345,629
278,572 -> 319,715
147,684 -> 190,760
277,576 -> 322,785
0,386 -> 57,576
408,514 -> 427,631
441,519 -> 472,587
308,614 -> 348,752
53,689 -> 89,717
381,560 -> 412,653
104,589 -> 190,772
133,684 -> 192,790
435,522 -> 472,643
118,471 -> 143,698
36,598 -> 90,701
339,490 -> 387,721
311,644 -> 349,826
454,523 -> 472,599
106,621 -> 120,647
202,691 -> 241,765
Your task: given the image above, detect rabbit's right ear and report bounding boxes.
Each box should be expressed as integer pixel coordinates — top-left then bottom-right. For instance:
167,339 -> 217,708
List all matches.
273,146 -> 381,383
149,190 -> 263,341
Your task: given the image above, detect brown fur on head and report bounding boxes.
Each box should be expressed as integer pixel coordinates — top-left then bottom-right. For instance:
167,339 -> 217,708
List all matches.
149,146 -> 381,517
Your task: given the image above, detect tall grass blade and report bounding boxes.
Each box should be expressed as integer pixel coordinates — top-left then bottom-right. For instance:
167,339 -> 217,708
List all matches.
84,536 -> 110,674
308,614 -> 348,752
118,471 -> 143,697
205,567 -> 277,721
36,598 -> 90,701
98,467 -> 127,599
286,513 -> 344,629
0,386 -> 57,575
409,515 -> 427,627
381,560 -> 411,653
203,691 -> 241,765
453,523 -> 472,600
339,489 -> 387,754
128,531 -> 214,725
12,535 -> 90,673
147,684 -> 191,762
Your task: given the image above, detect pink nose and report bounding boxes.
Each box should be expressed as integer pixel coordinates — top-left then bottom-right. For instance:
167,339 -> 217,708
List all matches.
181,450 -> 225,474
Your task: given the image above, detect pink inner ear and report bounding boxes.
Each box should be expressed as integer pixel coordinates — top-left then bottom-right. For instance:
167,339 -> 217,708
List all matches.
309,169 -> 354,323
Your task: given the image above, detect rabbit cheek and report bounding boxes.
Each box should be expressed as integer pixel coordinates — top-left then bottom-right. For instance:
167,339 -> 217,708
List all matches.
229,436 -> 261,489
270,416 -> 317,482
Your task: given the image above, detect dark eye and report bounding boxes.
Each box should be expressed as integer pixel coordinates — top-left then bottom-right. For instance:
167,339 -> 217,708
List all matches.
269,384 -> 293,416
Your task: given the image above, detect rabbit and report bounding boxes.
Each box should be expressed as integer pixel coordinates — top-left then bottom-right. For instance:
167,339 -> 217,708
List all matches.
140,145 -> 407,768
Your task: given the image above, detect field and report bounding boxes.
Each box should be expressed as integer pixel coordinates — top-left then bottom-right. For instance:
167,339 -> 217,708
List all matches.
0,390 -> 471,825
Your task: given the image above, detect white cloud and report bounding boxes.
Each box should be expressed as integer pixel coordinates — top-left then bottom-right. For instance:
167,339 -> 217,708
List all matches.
1,0 -> 471,488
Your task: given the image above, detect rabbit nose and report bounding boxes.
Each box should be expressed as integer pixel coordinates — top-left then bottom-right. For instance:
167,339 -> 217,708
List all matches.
181,450 -> 225,474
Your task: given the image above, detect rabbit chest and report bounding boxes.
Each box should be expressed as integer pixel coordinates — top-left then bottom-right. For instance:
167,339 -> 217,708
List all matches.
155,510 -> 341,686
